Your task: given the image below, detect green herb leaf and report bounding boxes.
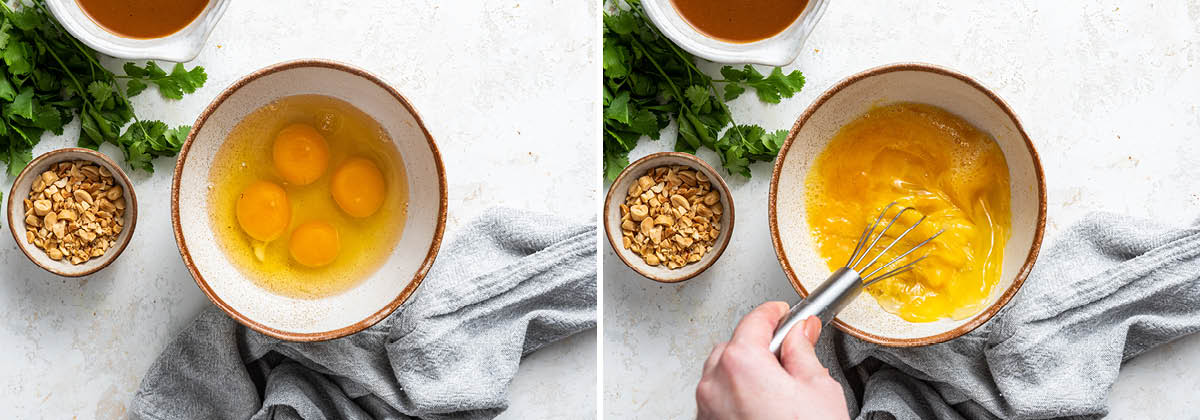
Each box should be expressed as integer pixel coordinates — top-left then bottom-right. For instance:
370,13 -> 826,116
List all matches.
125,79 -> 147,97
605,91 -> 631,125
602,39 -> 629,79
87,81 -> 113,108
8,86 -> 33,120
4,144 -> 32,176
8,8 -> 43,31
0,76 -> 15,102
3,42 -> 31,76
603,11 -> 638,35
684,85 -> 709,109
627,109 -> 659,138
722,83 -> 745,101
0,21 -> 13,50
604,149 -> 629,181
123,62 -> 149,78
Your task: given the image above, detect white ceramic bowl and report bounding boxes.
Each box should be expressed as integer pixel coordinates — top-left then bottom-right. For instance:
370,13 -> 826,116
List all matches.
604,152 -> 734,283
172,60 -> 447,341
642,0 -> 830,66
45,0 -> 230,62
6,148 -> 137,277
769,63 -> 1046,347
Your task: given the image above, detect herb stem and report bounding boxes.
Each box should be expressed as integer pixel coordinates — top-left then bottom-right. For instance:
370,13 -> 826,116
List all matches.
627,36 -> 718,147
659,38 -> 748,146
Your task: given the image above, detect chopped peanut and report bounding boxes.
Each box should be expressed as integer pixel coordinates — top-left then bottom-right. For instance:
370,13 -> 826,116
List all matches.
24,161 -> 125,265
620,165 -> 722,269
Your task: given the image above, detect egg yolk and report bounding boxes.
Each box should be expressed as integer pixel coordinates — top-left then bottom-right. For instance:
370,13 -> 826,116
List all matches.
272,123 -> 330,186
236,180 -> 291,242
289,220 -> 341,267
330,157 -> 386,218
805,103 -> 1011,323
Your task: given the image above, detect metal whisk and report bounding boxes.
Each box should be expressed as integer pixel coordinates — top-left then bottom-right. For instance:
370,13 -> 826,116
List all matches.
768,202 -> 944,355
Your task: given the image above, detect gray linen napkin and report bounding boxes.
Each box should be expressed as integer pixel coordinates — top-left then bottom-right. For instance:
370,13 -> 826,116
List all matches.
815,212 -> 1200,420
130,208 -> 596,420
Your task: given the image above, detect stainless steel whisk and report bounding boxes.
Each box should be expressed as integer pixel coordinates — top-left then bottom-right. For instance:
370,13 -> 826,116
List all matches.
768,202 -> 944,355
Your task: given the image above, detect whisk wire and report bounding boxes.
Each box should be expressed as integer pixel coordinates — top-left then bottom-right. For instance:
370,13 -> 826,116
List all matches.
847,202 -> 898,269
846,202 -> 945,284
856,211 -> 924,274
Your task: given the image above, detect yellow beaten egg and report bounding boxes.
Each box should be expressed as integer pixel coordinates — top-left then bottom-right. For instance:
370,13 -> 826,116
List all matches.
207,94 -> 409,299
289,220 -> 340,268
805,103 -> 1011,323
273,123 -> 330,186
235,180 -> 290,242
331,157 -> 386,218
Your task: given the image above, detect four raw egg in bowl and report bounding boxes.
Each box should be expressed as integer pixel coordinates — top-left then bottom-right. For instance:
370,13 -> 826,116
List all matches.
173,60 -> 446,341
769,63 -> 1046,347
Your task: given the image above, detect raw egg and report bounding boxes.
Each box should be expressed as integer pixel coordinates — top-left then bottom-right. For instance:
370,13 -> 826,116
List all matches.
236,180 -> 291,242
289,220 -> 341,267
331,157 -> 386,218
273,123 -> 330,186
208,94 -> 409,299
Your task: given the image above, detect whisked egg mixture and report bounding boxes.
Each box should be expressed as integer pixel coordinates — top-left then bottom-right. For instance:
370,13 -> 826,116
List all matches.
805,103 -> 1011,322
207,94 -> 408,299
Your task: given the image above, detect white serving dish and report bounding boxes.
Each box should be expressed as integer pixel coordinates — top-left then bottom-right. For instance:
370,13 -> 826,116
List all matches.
641,0 -> 831,66
44,0 -> 230,62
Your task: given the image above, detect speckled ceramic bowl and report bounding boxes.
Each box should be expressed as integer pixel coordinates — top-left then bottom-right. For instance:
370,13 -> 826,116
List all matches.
6,148 -> 137,277
172,60 -> 447,341
44,0 -> 230,61
604,152 -> 734,283
769,63 -> 1046,347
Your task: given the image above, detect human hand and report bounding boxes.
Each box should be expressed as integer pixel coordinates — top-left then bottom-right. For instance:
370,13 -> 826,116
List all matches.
695,302 -> 849,420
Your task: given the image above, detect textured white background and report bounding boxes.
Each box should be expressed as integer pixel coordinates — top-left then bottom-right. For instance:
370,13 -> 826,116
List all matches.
604,1 -> 1200,418
0,1 -> 597,418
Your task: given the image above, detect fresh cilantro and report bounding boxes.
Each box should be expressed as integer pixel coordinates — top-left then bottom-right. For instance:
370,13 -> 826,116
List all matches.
122,62 -> 208,100
721,65 -> 806,103
0,0 -> 207,176
117,121 -> 191,172
602,0 -> 805,180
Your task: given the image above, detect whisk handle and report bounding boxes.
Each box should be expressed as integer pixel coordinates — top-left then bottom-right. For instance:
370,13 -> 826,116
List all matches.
768,267 -> 864,356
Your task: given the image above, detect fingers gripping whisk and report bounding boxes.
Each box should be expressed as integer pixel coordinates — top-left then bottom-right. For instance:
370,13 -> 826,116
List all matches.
847,202 -> 944,287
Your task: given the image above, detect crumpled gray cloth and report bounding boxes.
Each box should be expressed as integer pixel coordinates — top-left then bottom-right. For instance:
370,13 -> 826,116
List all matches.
130,208 -> 596,420
816,212 -> 1200,420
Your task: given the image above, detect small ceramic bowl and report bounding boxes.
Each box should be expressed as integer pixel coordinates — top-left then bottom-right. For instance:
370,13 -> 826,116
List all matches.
769,63 -> 1047,347
604,152 -> 734,283
173,60 -> 447,341
642,0 -> 831,66
6,148 -> 138,277
44,0 -> 230,62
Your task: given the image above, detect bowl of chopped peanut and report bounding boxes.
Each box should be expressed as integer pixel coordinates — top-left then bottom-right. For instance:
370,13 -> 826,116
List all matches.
7,148 -> 137,277
604,152 -> 734,283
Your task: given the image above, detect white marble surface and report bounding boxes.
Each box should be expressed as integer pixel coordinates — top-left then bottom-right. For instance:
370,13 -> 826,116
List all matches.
0,1 -> 597,418
604,0 -> 1200,418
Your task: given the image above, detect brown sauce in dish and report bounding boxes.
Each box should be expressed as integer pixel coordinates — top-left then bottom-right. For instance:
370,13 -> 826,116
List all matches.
76,0 -> 209,39
671,0 -> 808,43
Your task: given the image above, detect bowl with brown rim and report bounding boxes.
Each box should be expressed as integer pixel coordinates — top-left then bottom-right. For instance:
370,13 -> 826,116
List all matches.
604,152 -> 734,283
172,60 -> 447,341
768,63 -> 1046,347
7,148 -> 137,277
